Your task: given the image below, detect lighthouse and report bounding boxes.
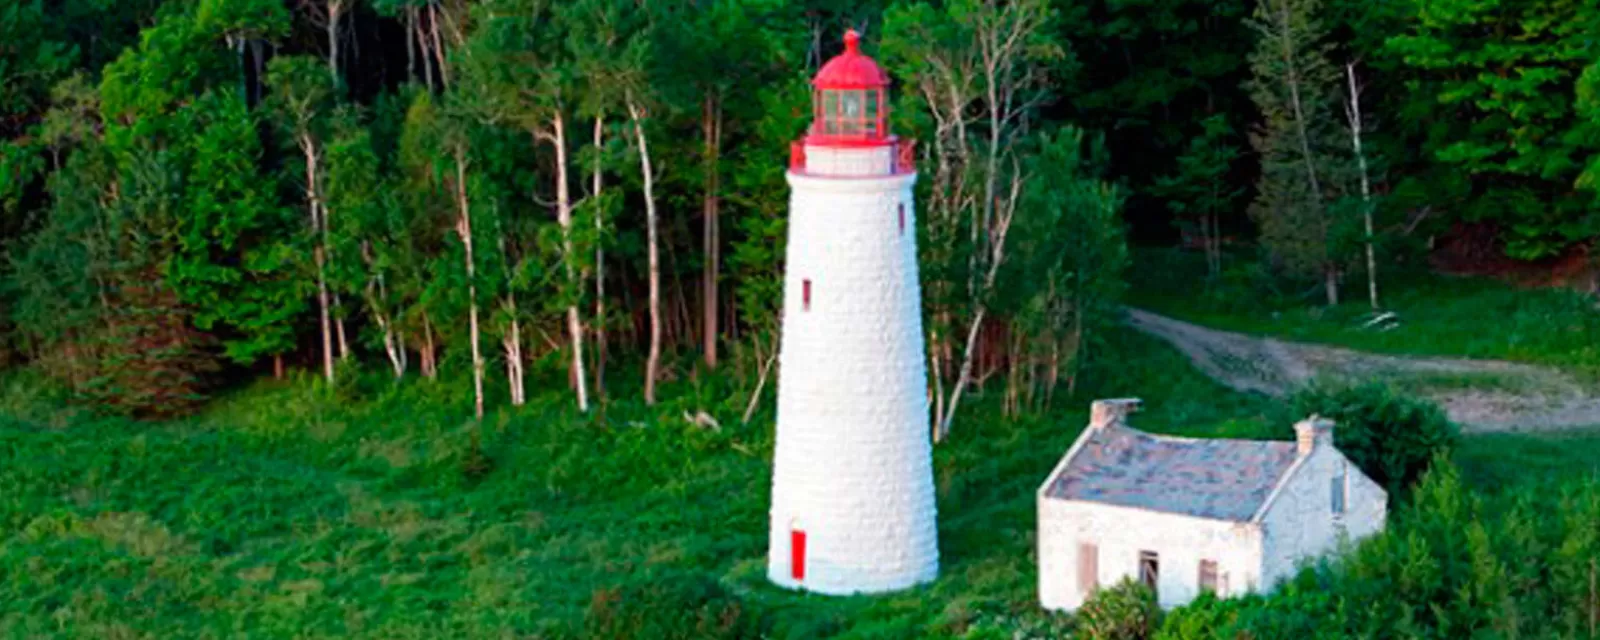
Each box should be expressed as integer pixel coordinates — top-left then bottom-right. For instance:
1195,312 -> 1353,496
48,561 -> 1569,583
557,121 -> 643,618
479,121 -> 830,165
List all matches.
766,30 -> 938,595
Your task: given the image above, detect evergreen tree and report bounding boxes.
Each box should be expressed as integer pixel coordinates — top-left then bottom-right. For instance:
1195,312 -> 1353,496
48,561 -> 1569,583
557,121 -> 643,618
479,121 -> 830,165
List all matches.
1245,0 -> 1349,305
171,91 -> 305,371
1385,0 -> 1600,260
1153,114 -> 1243,279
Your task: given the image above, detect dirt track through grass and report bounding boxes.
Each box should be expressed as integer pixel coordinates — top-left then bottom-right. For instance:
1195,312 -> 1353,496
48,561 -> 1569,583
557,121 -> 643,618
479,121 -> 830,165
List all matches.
1127,308 -> 1600,432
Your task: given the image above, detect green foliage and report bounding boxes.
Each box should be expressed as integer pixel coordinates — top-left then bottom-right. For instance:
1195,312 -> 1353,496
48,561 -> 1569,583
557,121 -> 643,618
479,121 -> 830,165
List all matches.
0,1 -> 76,128
998,126 -> 1129,408
1290,382 -> 1458,494
583,571 -> 768,639
1245,0 -> 1353,301
1063,0 -> 1253,225
194,0 -> 291,44
171,91 -> 304,365
1152,114 -> 1243,278
0,325 -> 1279,637
1077,578 -> 1161,640
1383,0 -> 1600,259
1159,457 -> 1600,639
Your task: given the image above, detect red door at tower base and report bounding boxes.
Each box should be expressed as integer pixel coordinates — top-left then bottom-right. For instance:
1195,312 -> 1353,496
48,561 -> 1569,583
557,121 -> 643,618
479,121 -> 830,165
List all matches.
791,529 -> 807,581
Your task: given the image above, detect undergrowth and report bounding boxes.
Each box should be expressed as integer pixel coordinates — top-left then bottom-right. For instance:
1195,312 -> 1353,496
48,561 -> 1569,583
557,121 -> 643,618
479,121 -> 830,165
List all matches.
0,327 -> 1273,638
4,325 -> 1599,637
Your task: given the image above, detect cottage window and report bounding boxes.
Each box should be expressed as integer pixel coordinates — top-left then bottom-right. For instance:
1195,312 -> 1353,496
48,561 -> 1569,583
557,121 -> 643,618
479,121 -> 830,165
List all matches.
898,203 -> 906,235
1331,465 -> 1347,516
1198,560 -> 1219,593
1139,551 -> 1160,593
1077,542 -> 1099,595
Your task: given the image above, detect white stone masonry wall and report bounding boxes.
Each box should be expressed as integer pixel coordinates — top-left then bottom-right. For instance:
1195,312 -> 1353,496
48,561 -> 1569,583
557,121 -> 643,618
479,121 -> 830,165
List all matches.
767,169 -> 937,595
1038,499 -> 1265,611
802,144 -> 895,176
1258,446 -> 1387,588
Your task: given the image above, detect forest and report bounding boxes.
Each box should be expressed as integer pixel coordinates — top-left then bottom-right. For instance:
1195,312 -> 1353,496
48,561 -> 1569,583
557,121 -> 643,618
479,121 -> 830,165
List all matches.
6,0 -> 1600,638
7,0 -> 1600,417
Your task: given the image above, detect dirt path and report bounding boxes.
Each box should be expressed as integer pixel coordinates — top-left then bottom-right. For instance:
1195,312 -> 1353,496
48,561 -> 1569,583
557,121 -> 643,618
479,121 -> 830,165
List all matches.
1126,308 -> 1600,432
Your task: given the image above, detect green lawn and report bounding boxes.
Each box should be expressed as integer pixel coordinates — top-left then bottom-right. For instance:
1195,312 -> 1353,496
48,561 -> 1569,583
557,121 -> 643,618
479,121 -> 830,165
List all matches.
0,327 -> 1281,638
1127,248 -> 1600,375
4,322 -> 1599,638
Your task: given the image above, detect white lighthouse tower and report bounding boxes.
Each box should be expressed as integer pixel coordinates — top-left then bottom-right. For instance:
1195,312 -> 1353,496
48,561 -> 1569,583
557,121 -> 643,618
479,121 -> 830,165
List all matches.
767,30 -> 938,595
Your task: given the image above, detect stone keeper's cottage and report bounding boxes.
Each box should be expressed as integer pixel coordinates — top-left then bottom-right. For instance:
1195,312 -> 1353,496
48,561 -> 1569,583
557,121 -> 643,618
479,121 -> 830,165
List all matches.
1037,399 -> 1387,611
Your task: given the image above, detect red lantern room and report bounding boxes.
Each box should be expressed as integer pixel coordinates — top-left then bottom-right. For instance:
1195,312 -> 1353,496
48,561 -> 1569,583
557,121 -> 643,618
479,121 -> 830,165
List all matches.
791,30 -> 914,175
808,30 -> 892,147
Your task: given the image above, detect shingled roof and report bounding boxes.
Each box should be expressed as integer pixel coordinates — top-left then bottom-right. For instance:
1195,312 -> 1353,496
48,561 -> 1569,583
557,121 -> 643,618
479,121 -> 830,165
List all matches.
1042,421 -> 1301,522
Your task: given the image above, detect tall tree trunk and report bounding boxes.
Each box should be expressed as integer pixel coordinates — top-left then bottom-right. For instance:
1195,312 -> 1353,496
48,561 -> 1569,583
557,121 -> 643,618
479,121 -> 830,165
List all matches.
1346,62 -> 1379,310
428,1 -> 450,88
363,243 -> 405,379
411,7 -> 434,92
592,115 -> 607,403
327,0 -> 342,82
274,354 -> 284,380
938,308 -> 987,442
334,294 -> 350,361
404,7 -> 417,84
453,145 -> 484,419
1275,0 -> 1333,305
629,98 -> 662,406
549,116 -> 590,412
504,296 -> 524,406
420,310 -> 437,379
376,312 -> 403,378
303,136 -> 335,384
702,92 -> 722,369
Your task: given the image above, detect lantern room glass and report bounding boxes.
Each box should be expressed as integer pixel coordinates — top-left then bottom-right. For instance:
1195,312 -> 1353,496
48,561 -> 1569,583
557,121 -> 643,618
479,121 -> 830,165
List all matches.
815,88 -> 885,139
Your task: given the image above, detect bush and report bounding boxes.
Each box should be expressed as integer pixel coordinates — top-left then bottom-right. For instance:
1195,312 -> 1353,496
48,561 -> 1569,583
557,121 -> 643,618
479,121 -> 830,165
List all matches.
1291,382 -> 1458,495
582,571 -> 767,640
1076,578 -> 1161,640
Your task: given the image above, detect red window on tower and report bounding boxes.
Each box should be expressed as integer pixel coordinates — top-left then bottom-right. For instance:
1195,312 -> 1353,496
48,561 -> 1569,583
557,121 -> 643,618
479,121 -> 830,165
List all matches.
791,528 -> 807,581
803,279 -> 813,311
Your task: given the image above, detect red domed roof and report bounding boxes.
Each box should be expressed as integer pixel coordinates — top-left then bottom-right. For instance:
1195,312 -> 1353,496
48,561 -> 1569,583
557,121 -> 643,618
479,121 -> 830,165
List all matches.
812,30 -> 889,90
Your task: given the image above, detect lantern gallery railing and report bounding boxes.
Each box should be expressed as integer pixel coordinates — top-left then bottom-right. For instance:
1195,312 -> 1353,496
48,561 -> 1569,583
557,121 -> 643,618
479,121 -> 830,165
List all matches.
790,139 -> 917,176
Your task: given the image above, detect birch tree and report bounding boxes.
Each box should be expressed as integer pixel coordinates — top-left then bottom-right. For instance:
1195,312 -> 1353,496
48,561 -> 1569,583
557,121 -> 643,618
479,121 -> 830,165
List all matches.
883,0 -> 1063,441
266,56 -> 341,383
1246,0 -> 1347,306
629,91 -> 663,406
1344,62 -> 1379,310
469,0 -> 591,411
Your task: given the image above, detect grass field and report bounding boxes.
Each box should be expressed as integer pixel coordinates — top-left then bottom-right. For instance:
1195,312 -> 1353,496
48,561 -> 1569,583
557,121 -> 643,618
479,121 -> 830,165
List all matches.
0,327 -> 1284,638
4,321 -> 1599,637
1127,249 -> 1600,376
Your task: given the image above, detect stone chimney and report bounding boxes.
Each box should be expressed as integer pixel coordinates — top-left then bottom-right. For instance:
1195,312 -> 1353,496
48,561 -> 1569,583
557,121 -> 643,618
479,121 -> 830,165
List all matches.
1089,398 -> 1143,430
1295,416 -> 1335,455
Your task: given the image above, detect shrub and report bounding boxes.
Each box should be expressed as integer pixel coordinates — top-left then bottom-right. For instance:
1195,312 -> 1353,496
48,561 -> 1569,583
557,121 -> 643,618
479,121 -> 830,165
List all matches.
582,571 -> 767,640
1076,577 -> 1161,640
1291,382 -> 1458,494
1154,592 -> 1240,640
